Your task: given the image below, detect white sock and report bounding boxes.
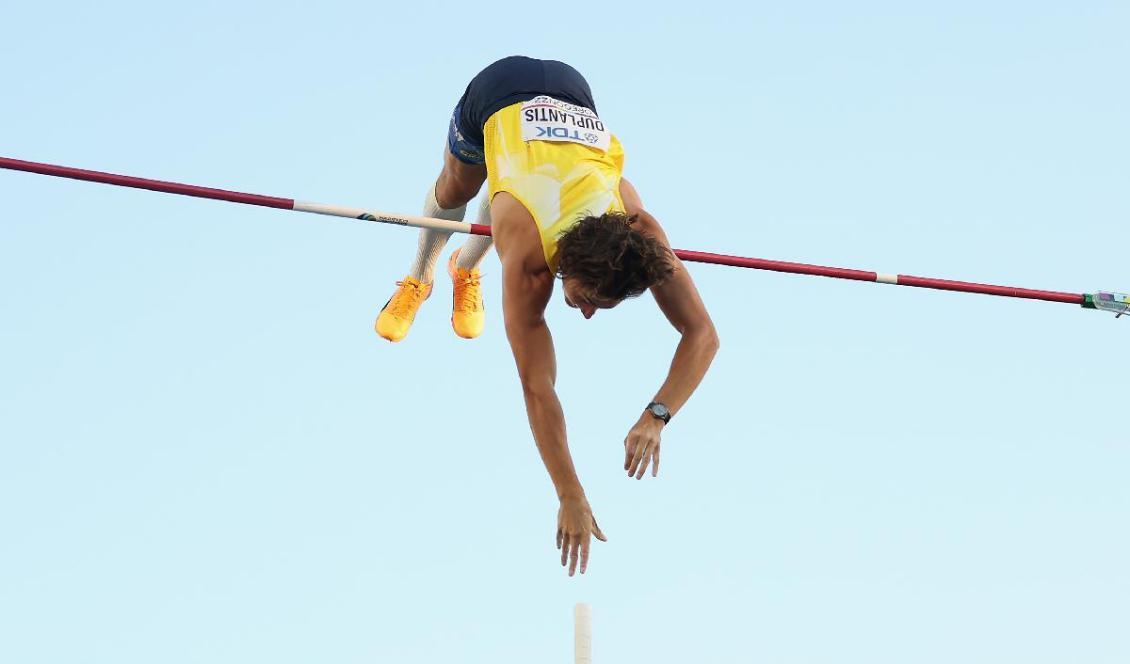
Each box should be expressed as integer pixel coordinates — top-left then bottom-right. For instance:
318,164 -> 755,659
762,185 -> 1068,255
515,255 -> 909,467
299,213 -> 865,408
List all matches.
456,196 -> 493,271
409,183 -> 466,282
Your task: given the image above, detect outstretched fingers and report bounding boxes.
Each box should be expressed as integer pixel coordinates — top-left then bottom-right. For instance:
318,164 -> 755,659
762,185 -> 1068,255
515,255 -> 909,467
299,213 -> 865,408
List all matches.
628,441 -> 649,479
578,533 -> 591,574
634,446 -> 648,479
556,501 -> 606,575
576,516 -> 609,575
569,531 -> 587,576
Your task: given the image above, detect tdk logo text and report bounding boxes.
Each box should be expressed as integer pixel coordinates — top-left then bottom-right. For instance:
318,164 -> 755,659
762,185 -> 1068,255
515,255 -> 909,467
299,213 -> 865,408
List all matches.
535,126 -> 598,143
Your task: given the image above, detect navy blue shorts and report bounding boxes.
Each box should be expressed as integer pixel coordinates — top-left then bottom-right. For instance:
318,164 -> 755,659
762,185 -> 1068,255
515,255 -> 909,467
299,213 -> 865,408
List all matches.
446,56 -> 598,165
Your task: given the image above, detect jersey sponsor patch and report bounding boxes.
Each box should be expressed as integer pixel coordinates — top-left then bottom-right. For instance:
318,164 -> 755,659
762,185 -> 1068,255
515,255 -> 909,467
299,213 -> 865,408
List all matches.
519,96 -> 611,151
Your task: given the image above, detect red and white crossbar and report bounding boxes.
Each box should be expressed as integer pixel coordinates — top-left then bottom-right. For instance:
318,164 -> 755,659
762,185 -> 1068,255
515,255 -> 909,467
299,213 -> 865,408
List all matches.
2,156 -> 1123,313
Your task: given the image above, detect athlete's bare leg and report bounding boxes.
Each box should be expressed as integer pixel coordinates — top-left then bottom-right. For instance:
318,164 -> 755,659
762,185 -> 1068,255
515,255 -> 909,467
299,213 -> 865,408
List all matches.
435,149 -> 486,209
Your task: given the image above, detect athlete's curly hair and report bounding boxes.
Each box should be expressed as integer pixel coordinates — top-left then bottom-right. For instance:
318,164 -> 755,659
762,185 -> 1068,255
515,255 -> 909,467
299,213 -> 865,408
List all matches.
555,211 -> 676,302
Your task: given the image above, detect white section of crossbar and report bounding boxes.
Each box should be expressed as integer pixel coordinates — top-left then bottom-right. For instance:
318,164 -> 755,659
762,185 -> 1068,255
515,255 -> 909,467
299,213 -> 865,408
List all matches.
293,200 -> 477,234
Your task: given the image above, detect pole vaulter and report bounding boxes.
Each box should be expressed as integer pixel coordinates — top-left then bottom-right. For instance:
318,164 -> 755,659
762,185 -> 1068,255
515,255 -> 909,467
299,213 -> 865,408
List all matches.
3,155 -> 1124,316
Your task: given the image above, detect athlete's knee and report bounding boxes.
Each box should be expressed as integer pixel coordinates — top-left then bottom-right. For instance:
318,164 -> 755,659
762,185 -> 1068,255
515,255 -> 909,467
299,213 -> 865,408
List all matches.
434,174 -> 476,209
435,159 -> 485,209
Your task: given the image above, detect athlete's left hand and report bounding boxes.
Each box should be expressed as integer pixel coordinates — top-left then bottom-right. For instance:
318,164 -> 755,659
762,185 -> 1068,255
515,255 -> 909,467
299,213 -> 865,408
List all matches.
624,414 -> 664,479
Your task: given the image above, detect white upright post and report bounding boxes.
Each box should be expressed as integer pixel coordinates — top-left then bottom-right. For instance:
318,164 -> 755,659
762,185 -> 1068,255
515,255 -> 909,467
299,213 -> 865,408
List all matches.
574,603 -> 592,664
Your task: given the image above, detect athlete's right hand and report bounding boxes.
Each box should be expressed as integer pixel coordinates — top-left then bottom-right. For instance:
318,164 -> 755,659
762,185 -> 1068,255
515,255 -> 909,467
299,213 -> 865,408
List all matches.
556,495 -> 607,576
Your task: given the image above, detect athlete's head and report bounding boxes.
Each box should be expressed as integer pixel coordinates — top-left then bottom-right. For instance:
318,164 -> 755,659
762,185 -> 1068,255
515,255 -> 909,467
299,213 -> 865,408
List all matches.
556,212 -> 676,319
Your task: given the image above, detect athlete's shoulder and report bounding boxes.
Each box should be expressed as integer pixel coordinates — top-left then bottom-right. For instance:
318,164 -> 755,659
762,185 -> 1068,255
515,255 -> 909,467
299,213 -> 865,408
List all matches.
618,177 -> 644,214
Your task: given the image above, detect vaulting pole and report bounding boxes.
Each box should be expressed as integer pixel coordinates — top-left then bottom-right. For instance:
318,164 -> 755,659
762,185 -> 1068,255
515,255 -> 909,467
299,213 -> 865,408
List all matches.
2,156 -> 1125,315
574,603 -> 592,664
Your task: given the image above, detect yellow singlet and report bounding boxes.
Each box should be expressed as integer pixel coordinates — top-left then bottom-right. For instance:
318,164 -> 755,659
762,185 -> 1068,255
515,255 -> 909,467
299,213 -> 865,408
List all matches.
483,97 -> 626,272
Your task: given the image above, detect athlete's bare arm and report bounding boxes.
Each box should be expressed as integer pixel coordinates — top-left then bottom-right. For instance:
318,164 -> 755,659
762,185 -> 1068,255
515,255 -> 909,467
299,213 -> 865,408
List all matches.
491,192 -> 606,576
618,178 -> 721,479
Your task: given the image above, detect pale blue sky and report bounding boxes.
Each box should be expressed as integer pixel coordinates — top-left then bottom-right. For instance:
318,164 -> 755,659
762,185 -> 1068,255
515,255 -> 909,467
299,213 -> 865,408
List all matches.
1,2 -> 1127,663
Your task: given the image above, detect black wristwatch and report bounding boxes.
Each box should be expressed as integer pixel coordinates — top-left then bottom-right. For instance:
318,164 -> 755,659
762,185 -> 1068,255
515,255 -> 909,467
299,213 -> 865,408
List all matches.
645,402 -> 671,424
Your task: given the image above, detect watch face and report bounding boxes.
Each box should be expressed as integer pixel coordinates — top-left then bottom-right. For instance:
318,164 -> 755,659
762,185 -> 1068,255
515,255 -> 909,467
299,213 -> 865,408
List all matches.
649,403 -> 670,419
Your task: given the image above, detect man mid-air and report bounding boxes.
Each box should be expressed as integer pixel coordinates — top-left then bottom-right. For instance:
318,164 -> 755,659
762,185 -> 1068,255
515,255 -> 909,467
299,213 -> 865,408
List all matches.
376,56 -> 719,575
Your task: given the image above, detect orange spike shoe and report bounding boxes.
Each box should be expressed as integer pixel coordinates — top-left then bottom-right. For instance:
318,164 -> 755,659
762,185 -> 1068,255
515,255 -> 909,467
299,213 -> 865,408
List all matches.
448,249 -> 484,339
375,277 -> 433,342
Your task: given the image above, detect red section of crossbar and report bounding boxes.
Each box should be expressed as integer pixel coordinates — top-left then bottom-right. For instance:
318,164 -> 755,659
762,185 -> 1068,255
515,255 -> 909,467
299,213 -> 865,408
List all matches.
672,250 -> 1082,304
0,155 -> 1088,307
894,274 -> 1083,305
672,250 -> 878,281
0,156 -> 294,210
